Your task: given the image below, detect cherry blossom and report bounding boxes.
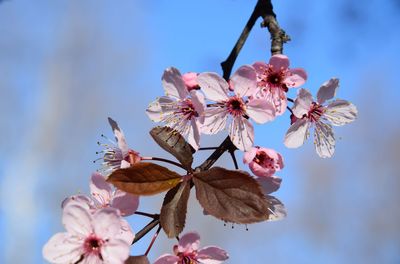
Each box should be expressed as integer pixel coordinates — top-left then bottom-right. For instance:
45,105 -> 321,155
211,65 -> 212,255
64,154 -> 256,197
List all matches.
197,65 -> 275,151
146,67 -> 206,150
43,203 -> 131,264
97,117 -> 141,176
284,78 -> 358,158
243,146 -> 284,177
182,72 -> 199,91
253,54 -> 307,115
154,232 -> 228,264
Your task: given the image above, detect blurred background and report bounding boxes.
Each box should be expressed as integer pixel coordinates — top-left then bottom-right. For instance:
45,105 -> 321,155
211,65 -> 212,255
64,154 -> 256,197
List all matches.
1,0 -> 399,263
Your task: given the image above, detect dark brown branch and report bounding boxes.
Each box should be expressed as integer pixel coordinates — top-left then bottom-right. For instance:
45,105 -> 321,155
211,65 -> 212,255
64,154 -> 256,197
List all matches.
132,217 -> 160,245
229,150 -> 239,169
196,136 -> 237,171
144,157 -> 186,170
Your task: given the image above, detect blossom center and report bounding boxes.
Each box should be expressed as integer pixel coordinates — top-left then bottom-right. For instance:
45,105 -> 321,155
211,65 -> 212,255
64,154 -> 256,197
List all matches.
254,151 -> 275,169
308,102 -> 325,122
177,251 -> 198,264
178,99 -> 198,120
83,234 -> 104,256
226,96 -> 245,117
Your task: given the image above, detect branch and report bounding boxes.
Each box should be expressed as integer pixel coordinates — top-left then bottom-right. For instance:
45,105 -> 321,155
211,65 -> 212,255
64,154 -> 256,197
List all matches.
132,217 -> 160,245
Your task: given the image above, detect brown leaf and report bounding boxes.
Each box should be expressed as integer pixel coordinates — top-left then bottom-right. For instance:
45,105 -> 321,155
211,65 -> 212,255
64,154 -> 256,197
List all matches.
266,195 -> 287,221
160,180 -> 191,238
193,167 -> 270,224
125,255 -> 150,264
150,126 -> 194,170
107,162 -> 181,196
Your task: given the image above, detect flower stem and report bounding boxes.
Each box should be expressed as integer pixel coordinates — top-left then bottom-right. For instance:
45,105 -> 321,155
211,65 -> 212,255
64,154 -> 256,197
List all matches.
132,217 -> 160,245
142,157 -> 186,170
134,211 -> 159,219
145,225 -> 162,256
199,147 -> 219,150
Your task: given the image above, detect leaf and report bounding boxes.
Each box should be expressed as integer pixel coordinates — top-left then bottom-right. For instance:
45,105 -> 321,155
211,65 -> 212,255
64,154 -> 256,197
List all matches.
266,195 -> 287,221
125,255 -> 150,264
160,180 -> 191,238
107,162 -> 181,196
150,126 -> 194,170
193,167 -> 270,224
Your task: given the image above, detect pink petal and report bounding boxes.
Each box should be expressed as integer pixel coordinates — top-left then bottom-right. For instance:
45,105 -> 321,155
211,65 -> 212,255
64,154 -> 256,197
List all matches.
249,161 -> 275,177
269,54 -> 289,70
314,121 -> 335,158
284,118 -> 310,148
262,89 -> 287,116
292,88 -> 313,118
108,117 -> 129,156
285,68 -> 307,88
154,254 -> 179,264
229,117 -> 254,151
182,72 -> 199,90
117,218 -> 135,245
197,246 -> 229,264
43,233 -> 83,264
61,195 -> 93,209
324,99 -> 358,126
100,239 -> 130,264
92,208 -> 122,239
243,147 -> 257,164
252,61 -> 268,76
197,72 -> 229,102
317,78 -> 339,104
90,172 -> 112,206
178,232 -> 201,253
230,65 -> 257,97
246,98 -> 276,124
62,203 -> 92,237
82,254 -> 103,264
261,148 -> 284,170
187,119 -> 201,150
190,90 -> 206,122
111,190 -> 139,216
257,176 -> 282,194
162,67 -> 189,99
201,107 -> 228,135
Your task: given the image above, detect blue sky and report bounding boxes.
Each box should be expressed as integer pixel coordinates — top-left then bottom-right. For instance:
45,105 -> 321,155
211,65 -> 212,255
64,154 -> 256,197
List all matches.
1,0 -> 400,263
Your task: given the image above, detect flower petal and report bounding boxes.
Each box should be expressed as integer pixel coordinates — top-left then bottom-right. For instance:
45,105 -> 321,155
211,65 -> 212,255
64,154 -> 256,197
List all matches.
230,65 -> 257,97
187,119 -> 201,150
197,72 -> 229,102
324,99 -> 358,126
284,118 -> 310,148
90,172 -> 113,207
154,254 -> 179,264
317,78 -> 339,104
62,203 -> 92,237
43,233 -> 83,264
197,246 -> 229,264
269,54 -> 289,70
117,218 -> 135,245
92,208 -> 122,239
162,67 -> 189,99
190,90 -> 206,121
292,88 -> 313,118
100,239 -> 130,264
257,176 -> 282,194
285,68 -> 307,88
229,117 -> 254,151
246,98 -> 276,124
111,190 -> 139,216
243,147 -> 257,164
108,117 -> 129,156
178,232 -> 201,252
82,254 -> 103,264
252,61 -> 268,76
314,121 -> 335,158
202,107 -> 228,135
61,195 -> 93,209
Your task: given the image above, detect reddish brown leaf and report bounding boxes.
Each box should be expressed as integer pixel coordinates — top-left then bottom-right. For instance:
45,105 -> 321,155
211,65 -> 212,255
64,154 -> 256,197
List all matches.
193,167 -> 270,224
160,180 -> 191,238
125,255 -> 150,264
266,195 -> 287,221
107,162 -> 181,196
150,126 -> 194,170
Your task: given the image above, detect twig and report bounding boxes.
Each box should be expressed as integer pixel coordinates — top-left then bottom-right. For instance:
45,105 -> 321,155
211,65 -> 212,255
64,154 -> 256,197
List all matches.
142,157 -> 186,170
145,225 -> 162,256
229,151 -> 239,169
132,217 -> 160,245
134,211 -> 159,219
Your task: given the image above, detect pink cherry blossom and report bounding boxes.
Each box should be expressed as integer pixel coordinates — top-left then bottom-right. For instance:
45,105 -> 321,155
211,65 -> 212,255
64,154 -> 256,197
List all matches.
97,117 -> 141,176
197,65 -> 275,151
243,146 -> 284,177
154,232 -> 228,264
253,54 -> 307,115
146,67 -> 206,150
63,172 -> 139,217
43,203 -> 131,264
284,78 -> 358,158
182,72 -> 199,91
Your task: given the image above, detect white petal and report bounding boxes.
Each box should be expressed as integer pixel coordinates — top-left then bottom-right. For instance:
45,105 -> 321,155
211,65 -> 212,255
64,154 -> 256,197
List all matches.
62,204 -> 92,237
229,117 -> 254,151
107,118 -> 129,156
187,119 -> 201,150
146,96 -> 176,122
246,99 -> 276,124
82,254 -> 103,264
190,90 -> 206,120
101,239 -> 130,264
116,218 -> 135,245
89,172 -> 112,206
324,99 -> 358,126
292,88 -> 313,118
43,233 -> 83,264
284,118 -> 310,148
317,78 -> 339,104
92,208 -> 122,239
197,72 -> 229,101
202,107 -> 228,135
314,121 -> 335,158
230,65 -> 257,97
162,67 -> 189,99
